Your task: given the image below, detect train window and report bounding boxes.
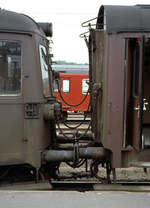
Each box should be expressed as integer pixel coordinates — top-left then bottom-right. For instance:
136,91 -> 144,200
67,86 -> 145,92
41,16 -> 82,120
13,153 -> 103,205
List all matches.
53,80 -> 58,92
82,79 -> 89,94
39,45 -> 49,96
0,41 -> 21,95
62,79 -> 70,93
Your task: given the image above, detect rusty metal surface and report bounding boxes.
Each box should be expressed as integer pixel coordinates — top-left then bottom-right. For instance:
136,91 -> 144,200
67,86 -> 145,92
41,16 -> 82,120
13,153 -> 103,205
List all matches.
104,34 -> 125,167
43,147 -> 111,162
90,30 -> 104,142
90,30 -> 124,167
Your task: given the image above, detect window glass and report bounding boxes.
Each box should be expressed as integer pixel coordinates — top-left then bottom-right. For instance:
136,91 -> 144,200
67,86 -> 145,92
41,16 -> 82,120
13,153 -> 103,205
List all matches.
39,45 -> 49,96
63,79 -> 70,93
53,79 -> 58,92
82,78 -> 89,94
0,41 -> 21,95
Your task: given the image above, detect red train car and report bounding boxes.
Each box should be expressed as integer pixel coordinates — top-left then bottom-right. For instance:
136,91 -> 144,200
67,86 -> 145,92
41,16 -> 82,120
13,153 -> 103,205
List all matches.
54,72 -> 90,117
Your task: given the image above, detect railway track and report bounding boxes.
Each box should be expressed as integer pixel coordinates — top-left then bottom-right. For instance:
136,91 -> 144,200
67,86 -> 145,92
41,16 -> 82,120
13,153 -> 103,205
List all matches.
56,114 -> 91,135
56,122 -> 91,134
65,120 -> 90,124
50,180 -> 150,192
1,180 -> 150,192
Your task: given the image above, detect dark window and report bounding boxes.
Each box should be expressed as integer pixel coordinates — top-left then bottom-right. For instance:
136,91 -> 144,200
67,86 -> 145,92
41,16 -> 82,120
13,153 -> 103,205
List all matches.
53,80 -> 58,92
0,41 -> 21,95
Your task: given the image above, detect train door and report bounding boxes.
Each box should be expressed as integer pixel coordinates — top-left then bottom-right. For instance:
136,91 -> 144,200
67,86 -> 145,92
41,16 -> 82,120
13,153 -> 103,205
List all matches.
0,35 -> 23,164
124,36 -> 150,150
132,37 -> 144,150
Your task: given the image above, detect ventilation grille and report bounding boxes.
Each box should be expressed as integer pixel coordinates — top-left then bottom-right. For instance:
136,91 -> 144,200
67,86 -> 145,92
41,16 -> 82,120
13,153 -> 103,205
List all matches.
25,103 -> 40,119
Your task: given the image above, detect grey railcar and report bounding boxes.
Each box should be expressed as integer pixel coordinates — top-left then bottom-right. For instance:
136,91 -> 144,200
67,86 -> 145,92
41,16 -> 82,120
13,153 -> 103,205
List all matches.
0,9 -> 55,180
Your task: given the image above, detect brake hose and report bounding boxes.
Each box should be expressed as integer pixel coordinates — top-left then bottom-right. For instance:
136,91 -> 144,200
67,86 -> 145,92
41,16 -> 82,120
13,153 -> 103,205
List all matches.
60,100 -> 91,130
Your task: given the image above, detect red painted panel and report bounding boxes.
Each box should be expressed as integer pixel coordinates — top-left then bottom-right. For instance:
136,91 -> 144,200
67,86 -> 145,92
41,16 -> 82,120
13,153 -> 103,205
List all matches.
54,73 -> 90,112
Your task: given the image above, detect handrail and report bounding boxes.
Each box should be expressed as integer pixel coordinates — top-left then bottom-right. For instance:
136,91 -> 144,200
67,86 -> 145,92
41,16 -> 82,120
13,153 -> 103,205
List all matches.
81,17 -> 97,28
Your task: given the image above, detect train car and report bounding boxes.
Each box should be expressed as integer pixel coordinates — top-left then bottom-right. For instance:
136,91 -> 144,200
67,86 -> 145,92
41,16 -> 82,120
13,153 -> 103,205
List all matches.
88,4 -> 150,177
0,9 -> 60,181
44,65 -> 90,119
53,71 -> 90,118
2,5 -> 150,184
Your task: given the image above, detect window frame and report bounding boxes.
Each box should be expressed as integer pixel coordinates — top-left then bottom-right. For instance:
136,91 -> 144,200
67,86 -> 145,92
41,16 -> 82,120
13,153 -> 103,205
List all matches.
62,79 -> 70,93
0,40 -> 22,96
82,78 -> 89,94
39,44 -> 49,97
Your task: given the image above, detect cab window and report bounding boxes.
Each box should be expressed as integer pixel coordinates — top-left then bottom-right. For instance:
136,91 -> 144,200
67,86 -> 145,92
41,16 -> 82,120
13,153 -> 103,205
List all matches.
0,41 -> 21,95
53,79 -> 58,92
39,44 -> 49,96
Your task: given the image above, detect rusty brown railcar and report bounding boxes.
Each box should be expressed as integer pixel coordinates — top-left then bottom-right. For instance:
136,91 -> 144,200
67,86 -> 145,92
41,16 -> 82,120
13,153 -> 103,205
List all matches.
89,5 -> 150,172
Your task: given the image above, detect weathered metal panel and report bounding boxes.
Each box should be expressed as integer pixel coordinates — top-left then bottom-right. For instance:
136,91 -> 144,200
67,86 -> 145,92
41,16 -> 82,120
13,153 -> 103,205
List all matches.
91,31 -> 125,167
90,30 -> 105,142
0,33 -> 50,168
105,35 -> 125,167
0,9 -> 45,36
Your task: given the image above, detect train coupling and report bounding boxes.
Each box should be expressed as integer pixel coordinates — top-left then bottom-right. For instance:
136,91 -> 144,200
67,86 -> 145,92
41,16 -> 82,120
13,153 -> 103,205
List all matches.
42,146 -> 111,164
43,97 -> 62,120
